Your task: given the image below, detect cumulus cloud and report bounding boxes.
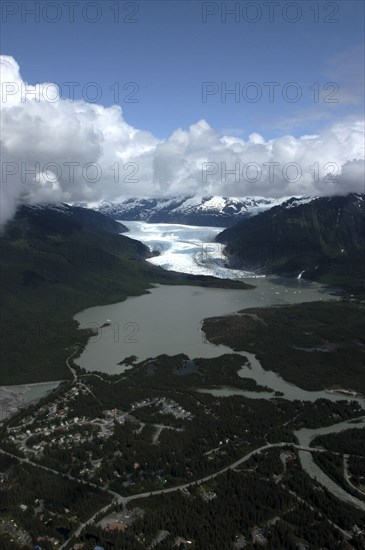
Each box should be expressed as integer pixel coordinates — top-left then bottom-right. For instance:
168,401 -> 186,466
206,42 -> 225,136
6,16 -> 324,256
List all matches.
0,55 -> 364,226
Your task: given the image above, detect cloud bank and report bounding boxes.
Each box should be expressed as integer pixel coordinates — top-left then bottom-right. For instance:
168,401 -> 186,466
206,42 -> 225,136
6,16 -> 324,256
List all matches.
1,55 -> 364,226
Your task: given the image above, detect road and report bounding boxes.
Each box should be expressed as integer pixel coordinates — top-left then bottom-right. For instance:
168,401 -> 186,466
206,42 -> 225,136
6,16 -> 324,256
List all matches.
3,348 -> 364,544
65,346 -> 79,383
295,416 -> 365,512
59,501 -> 115,550
122,443 -> 328,504
0,446 -> 125,550
0,440 -> 361,548
285,486 -> 351,540
343,454 -> 365,497
152,424 -> 183,445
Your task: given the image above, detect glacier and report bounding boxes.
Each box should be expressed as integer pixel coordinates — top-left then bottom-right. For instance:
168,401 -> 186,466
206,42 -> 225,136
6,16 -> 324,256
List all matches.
121,220 -> 263,279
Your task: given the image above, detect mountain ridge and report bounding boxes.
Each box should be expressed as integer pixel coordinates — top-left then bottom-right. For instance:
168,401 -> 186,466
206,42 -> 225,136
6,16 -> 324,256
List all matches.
216,193 -> 365,294
0,203 -> 252,384
85,195 -> 291,227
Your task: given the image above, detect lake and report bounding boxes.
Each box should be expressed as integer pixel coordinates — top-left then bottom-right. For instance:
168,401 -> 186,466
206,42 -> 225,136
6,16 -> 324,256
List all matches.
74,221 -> 364,406
74,276 -> 334,373
73,220 -> 365,509
71,275 -> 356,408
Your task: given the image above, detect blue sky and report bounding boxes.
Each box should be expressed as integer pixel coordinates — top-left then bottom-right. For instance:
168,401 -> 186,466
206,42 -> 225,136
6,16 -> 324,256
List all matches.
2,0 -> 364,139
1,1 -> 364,219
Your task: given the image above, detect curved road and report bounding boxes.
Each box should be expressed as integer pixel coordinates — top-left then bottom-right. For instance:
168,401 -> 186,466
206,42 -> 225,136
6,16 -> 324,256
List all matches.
3,349 -> 364,546
1,440 -> 353,549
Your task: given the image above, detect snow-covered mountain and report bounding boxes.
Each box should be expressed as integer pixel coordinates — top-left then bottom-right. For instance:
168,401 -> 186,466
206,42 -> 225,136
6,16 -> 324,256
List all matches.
89,195 -> 291,227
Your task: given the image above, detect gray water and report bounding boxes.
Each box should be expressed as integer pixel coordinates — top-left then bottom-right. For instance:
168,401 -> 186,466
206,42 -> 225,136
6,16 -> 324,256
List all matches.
74,266 -> 365,509
295,417 -> 365,511
197,351 -> 364,407
295,416 -> 365,448
0,381 -> 62,420
0,381 -> 61,403
24,381 -> 61,402
74,277 -> 333,375
72,277 -> 364,407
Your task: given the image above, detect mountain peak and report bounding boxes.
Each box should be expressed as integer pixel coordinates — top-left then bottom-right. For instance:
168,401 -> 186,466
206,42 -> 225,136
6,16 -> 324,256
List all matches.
87,195 -> 293,227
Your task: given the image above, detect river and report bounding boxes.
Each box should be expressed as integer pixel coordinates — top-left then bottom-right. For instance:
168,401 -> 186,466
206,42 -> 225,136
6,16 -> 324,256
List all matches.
295,417 -> 365,511
73,221 -> 365,507
73,222 -> 363,405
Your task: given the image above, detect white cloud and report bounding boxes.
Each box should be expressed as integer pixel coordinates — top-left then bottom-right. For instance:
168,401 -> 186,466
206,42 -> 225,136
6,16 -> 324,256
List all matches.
1,55 -> 364,226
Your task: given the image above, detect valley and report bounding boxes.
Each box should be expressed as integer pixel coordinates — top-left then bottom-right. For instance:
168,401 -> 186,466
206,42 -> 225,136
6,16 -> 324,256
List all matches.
2,4 -> 364,547
0,200 -> 364,549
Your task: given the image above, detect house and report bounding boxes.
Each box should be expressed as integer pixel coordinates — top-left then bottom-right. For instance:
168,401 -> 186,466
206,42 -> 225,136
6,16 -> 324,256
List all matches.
107,521 -> 125,531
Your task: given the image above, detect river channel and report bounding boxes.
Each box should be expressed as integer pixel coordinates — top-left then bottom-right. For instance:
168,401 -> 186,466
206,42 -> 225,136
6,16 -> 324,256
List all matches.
73,222 -> 364,508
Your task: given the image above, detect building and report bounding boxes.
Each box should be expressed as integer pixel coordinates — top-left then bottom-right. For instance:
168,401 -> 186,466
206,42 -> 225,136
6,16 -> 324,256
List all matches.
107,521 -> 125,532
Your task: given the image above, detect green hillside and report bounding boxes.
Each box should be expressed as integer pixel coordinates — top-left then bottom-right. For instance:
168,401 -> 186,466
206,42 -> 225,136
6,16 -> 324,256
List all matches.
0,205 -> 252,385
217,194 -> 365,295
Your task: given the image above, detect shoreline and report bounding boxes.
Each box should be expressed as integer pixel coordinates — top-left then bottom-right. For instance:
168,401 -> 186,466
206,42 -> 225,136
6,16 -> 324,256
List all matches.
325,387 -> 363,398
1,380 -> 65,391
